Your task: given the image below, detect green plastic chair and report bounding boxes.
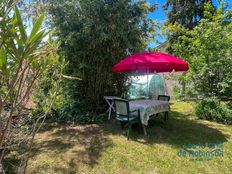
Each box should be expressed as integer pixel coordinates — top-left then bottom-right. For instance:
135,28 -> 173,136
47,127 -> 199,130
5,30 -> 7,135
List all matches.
114,98 -> 141,140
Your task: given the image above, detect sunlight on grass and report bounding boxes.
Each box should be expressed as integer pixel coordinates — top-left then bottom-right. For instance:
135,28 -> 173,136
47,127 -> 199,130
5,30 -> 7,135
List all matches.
27,102 -> 232,174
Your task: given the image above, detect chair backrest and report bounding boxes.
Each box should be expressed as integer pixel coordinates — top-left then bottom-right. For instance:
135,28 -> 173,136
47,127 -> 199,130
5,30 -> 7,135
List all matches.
114,99 -> 129,118
158,95 -> 170,101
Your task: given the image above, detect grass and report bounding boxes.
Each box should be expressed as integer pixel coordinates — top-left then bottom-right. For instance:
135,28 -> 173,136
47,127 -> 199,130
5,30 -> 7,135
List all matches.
24,101 -> 232,174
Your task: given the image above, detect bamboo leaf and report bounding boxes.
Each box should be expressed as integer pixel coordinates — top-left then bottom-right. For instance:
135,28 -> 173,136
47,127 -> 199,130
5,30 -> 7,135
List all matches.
29,29 -> 46,44
24,30 -> 50,58
29,13 -> 45,41
0,48 -> 7,71
14,5 -> 27,43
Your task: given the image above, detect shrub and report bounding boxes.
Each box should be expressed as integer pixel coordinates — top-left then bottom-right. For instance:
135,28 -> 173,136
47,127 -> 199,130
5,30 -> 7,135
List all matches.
172,85 -> 181,100
50,104 -> 107,124
185,87 -> 198,99
195,98 -> 232,124
33,93 -> 108,124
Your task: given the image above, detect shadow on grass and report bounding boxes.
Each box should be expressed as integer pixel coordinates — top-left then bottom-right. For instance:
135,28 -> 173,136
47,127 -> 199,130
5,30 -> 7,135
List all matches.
104,111 -> 229,148
27,124 -> 114,174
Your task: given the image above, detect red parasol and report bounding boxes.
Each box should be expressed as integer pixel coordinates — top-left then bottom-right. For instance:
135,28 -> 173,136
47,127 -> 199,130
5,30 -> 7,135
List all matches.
112,52 -> 189,97
112,52 -> 189,73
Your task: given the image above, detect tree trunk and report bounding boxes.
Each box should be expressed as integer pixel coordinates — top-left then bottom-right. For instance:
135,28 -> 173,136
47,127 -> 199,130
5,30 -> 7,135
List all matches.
180,82 -> 186,98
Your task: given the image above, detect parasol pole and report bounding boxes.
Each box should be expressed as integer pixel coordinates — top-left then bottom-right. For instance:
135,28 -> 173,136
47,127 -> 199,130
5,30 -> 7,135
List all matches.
147,74 -> 149,98
146,69 -> 149,99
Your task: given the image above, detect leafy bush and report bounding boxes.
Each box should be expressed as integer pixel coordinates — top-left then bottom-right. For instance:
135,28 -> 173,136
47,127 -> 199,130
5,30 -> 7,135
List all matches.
195,98 -> 232,124
32,67 -> 108,124
49,102 -> 107,124
173,85 -> 198,100
185,87 -> 198,99
172,85 -> 181,100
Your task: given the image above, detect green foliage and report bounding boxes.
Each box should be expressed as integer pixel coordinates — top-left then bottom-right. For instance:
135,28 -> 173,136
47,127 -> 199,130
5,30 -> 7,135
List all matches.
164,0 -> 214,29
17,0 -> 51,23
172,85 -> 181,100
0,1 -> 53,111
173,85 -> 198,100
169,3 -> 232,98
195,98 -> 232,124
185,87 -> 198,99
163,0 -> 215,53
50,106 -> 107,124
0,5 -> 49,88
48,0 -> 157,117
163,1 -> 216,99
32,38 -> 65,120
0,1 -> 64,172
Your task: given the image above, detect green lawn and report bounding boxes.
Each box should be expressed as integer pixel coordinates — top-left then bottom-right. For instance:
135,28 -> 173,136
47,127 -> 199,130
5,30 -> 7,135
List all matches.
26,101 -> 232,174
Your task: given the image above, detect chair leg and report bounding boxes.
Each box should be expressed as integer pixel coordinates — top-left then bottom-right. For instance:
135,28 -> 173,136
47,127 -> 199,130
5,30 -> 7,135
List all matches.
142,124 -> 147,136
108,107 -> 112,120
120,122 -> 125,129
138,110 -> 145,134
127,123 -> 132,140
164,112 -> 167,122
138,121 -> 142,133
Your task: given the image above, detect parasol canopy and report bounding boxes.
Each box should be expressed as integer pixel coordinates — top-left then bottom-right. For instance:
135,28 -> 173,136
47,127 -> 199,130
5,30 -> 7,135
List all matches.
112,52 -> 189,73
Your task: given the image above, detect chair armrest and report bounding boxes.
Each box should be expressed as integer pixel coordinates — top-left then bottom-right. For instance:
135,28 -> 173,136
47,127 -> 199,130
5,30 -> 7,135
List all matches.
130,109 -> 140,117
130,109 -> 139,113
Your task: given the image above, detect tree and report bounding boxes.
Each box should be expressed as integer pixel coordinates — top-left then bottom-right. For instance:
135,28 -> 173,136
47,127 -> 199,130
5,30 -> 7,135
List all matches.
170,3 -> 232,98
48,0 -> 157,115
164,0 -> 214,29
163,0 -> 215,98
17,0 -> 51,22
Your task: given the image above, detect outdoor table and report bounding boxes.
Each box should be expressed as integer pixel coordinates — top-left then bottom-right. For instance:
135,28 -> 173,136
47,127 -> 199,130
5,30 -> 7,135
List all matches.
129,99 -> 170,135
104,96 -> 121,120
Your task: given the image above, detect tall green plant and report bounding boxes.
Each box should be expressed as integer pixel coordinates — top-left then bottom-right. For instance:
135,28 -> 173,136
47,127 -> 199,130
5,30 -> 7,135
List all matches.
49,0 -> 157,115
0,1 -> 62,173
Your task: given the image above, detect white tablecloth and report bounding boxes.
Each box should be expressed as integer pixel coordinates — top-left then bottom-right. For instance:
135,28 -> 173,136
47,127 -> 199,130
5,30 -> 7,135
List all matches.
129,100 -> 170,125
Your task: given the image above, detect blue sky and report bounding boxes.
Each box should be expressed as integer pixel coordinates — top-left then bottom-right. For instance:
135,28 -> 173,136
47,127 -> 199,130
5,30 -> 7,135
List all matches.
147,0 -> 232,47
